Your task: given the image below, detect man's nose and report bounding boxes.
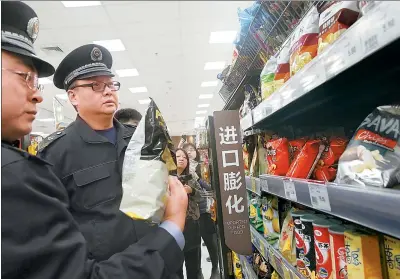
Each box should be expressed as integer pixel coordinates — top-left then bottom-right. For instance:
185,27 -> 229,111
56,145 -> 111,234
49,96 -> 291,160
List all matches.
31,89 -> 43,104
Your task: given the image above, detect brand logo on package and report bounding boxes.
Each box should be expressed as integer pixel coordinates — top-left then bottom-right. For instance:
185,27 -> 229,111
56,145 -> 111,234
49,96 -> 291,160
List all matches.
213,110 -> 252,255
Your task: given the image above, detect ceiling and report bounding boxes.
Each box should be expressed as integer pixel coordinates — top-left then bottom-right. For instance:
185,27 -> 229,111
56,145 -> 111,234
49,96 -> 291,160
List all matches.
25,1 -> 252,137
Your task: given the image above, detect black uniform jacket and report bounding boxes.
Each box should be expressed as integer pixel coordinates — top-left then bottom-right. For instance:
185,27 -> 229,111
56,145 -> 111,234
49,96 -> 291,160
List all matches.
37,116 -> 183,277
2,142 -> 182,279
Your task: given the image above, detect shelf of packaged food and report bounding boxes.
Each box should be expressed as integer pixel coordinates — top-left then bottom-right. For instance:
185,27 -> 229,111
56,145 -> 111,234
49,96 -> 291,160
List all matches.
252,174 -> 400,239
239,254 -> 258,279
250,226 -> 304,279
245,176 -> 261,196
250,1 -> 400,128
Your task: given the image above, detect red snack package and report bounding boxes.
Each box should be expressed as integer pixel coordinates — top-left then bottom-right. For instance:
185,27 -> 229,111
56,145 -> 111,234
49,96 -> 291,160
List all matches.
265,138 -> 290,176
329,137 -> 348,162
289,138 -> 307,162
287,140 -> 325,179
314,166 -> 337,182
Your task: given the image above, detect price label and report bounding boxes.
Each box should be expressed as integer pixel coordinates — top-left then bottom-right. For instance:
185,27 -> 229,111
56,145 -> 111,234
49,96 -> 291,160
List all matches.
283,180 -> 297,201
259,240 -> 266,259
309,184 -> 331,211
269,249 -> 277,269
251,178 -> 256,193
261,178 -> 269,192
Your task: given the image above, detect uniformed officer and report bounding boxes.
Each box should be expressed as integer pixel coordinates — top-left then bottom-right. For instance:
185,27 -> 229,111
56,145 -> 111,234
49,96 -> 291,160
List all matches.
2,3 -> 188,278
37,43 -> 186,277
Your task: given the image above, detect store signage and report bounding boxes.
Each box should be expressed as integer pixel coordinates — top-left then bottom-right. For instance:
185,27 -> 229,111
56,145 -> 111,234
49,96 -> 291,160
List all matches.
213,110 -> 252,255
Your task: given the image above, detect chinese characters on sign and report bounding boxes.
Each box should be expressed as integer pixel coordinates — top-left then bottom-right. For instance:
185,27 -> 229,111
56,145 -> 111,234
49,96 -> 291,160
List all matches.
213,110 -> 252,255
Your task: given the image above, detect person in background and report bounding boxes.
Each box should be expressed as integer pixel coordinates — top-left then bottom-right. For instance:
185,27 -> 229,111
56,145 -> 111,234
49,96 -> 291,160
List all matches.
114,108 -> 142,128
1,1 -> 188,278
37,43 -> 187,278
183,143 -> 220,279
175,148 -> 204,279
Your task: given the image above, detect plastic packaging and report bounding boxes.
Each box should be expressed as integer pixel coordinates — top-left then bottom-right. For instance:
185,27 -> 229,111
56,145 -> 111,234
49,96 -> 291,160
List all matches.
120,98 -> 176,224
260,56 -> 278,101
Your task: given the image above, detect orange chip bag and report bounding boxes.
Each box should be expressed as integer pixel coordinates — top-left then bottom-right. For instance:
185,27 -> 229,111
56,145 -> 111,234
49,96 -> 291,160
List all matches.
314,166 -> 337,182
289,138 -> 307,162
290,6 -> 319,76
287,140 -> 326,179
330,137 -> 348,162
265,138 -> 290,176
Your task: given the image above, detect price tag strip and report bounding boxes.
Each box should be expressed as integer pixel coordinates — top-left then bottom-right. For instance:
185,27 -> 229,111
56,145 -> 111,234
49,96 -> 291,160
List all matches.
283,179 -> 298,202
308,184 -> 331,211
260,178 -> 269,193
251,177 -> 256,193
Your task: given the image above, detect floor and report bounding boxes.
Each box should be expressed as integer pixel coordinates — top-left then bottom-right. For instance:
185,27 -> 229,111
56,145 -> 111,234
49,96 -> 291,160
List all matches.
183,239 -> 213,279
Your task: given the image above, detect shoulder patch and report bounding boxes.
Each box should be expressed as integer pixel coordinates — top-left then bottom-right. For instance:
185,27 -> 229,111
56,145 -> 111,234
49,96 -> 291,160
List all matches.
38,131 -> 66,152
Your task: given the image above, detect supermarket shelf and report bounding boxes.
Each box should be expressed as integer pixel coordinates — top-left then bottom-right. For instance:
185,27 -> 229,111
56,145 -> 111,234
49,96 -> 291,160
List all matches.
250,226 -> 304,279
239,255 -> 257,279
240,113 -> 253,132
245,176 -> 261,196
256,174 -> 400,239
249,1 -> 400,129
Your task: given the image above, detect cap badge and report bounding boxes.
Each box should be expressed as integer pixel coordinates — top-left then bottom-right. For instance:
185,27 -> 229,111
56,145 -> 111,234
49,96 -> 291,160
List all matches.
91,47 -> 103,62
27,17 -> 39,42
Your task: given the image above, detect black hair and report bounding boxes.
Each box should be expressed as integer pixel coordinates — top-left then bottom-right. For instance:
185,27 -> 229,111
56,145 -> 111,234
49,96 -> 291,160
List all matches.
183,142 -> 200,162
175,148 -> 190,176
114,108 -> 142,123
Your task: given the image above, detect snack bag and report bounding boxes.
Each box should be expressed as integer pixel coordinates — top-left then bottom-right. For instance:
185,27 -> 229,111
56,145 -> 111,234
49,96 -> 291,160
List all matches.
262,196 -> 280,249
289,138 -> 307,162
290,6 -> 319,76
266,137 -> 290,176
232,251 -> 243,279
243,142 -> 250,176
279,210 -> 296,266
335,106 -> 400,188
384,235 -> 400,279
250,145 -> 259,177
287,140 -> 326,179
274,38 -> 291,91
260,56 -> 278,101
121,98 -> 176,223
258,258 -> 273,279
250,194 -> 263,232
317,2 -> 359,54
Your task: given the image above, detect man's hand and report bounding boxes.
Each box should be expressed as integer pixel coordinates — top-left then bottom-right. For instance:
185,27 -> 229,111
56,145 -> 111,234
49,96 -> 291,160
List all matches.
163,176 -> 188,231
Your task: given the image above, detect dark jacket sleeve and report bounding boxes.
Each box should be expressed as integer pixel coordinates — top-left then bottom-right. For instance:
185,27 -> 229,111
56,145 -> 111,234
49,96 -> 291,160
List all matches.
1,159 -> 183,279
198,178 -> 212,191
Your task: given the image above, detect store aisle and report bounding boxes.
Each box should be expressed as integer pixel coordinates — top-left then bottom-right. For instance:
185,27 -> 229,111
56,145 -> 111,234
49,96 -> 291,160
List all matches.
182,239 -> 213,279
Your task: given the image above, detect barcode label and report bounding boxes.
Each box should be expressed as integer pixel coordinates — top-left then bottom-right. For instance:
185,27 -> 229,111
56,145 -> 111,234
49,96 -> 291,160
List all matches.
364,34 -> 378,53
309,184 -> 331,211
283,180 -> 297,201
261,178 -> 269,192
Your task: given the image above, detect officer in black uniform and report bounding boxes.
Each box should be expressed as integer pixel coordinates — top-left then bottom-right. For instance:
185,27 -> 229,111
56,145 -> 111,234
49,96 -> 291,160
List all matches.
37,43 -> 186,276
2,3 -> 187,278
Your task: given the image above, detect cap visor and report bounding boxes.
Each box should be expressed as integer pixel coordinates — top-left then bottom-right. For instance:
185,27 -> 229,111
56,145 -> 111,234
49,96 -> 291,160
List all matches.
2,45 -> 55,78
76,71 -> 115,81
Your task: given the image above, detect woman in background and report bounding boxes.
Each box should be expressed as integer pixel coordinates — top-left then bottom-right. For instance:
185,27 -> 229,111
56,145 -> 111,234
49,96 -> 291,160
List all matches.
176,148 -> 204,279
183,143 -> 220,279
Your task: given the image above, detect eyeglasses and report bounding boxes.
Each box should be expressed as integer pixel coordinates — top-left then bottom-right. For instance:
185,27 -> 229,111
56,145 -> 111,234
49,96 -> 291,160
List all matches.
70,81 -> 121,92
2,68 -> 43,92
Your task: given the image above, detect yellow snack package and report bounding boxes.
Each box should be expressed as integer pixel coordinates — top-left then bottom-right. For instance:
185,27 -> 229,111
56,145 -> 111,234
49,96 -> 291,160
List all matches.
384,235 -> 400,279
344,230 -> 383,279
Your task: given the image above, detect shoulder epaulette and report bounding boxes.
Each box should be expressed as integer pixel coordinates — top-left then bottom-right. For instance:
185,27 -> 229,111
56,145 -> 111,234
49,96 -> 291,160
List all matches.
38,130 -> 66,152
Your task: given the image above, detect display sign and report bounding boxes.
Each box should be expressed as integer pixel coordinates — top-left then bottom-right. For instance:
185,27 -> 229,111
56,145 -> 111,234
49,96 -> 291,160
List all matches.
213,110 -> 252,255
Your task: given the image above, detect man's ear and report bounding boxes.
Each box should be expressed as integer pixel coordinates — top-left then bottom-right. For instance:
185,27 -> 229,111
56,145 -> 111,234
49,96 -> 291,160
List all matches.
67,90 -> 78,107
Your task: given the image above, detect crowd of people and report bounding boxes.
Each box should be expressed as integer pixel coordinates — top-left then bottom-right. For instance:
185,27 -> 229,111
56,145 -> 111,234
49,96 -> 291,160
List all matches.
1,1 -> 219,279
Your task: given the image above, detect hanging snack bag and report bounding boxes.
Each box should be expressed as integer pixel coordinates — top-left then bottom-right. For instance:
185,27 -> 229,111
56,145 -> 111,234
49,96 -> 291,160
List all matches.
317,2 -> 359,54
266,137 -> 290,176
279,210 -> 296,266
250,145 -> 259,177
121,98 -> 176,224
335,106 -> 400,188
289,138 -> 308,162
243,142 -> 251,176
250,194 -> 263,232
287,140 -> 326,179
262,196 -> 280,249
290,6 -> 319,76
260,56 -> 278,101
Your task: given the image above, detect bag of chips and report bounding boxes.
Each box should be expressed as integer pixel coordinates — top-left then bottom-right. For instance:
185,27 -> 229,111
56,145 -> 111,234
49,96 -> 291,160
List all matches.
260,56 -> 278,101
266,137 -> 290,176
336,106 -> 400,188
120,98 -> 176,223
317,1 -> 359,54
290,6 -> 319,76
274,38 -> 291,91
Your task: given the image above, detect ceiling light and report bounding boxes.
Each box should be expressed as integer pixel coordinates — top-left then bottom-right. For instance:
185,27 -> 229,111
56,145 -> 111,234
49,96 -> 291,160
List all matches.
201,81 -> 219,87
36,118 -> 55,122
56,94 -> 68,100
209,31 -> 237,44
199,94 -> 213,99
198,104 -> 210,108
195,116 -> 205,120
129,87 -> 148,94
93,39 -> 125,52
39,78 -> 52,85
204,61 -> 226,70
116,68 -> 139,77
196,110 -> 207,115
62,1 -> 101,7
138,99 -> 151,105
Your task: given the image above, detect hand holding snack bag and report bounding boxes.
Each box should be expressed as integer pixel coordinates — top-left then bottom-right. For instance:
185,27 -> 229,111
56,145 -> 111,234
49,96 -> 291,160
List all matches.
120,98 -> 177,223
